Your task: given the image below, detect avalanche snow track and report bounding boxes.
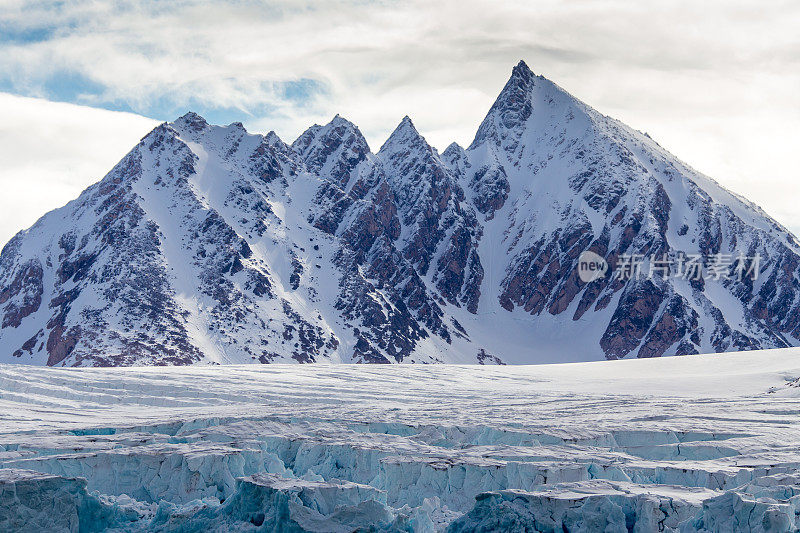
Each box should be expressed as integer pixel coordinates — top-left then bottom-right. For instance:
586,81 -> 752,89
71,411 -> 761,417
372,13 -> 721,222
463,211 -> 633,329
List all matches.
3,350 -> 800,531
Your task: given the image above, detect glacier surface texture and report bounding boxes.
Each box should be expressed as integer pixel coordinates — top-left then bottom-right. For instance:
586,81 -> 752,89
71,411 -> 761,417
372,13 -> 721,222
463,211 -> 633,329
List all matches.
3,349 -> 800,531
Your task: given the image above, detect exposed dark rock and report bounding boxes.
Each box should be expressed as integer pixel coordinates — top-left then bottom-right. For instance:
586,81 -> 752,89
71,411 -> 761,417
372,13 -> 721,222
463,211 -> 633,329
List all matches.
600,281 -> 664,359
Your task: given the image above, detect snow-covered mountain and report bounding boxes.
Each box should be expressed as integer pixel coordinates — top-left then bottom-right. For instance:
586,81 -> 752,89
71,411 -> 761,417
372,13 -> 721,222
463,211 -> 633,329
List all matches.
2,61 -> 799,366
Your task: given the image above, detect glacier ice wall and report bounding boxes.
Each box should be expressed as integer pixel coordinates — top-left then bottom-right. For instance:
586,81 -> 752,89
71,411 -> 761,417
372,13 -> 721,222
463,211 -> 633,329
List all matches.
3,351 -> 800,531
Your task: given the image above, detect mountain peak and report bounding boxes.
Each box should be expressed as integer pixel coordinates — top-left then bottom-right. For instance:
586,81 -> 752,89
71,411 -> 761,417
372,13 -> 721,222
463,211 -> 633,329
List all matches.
177,111 -> 206,121
441,142 -> 468,175
379,116 -> 425,154
291,114 -> 371,179
293,115 -> 364,154
511,59 -> 534,80
443,142 -> 464,156
468,60 -> 537,150
173,111 -> 209,133
393,115 -> 417,134
264,130 -> 285,147
326,114 -> 362,135
329,113 -> 351,126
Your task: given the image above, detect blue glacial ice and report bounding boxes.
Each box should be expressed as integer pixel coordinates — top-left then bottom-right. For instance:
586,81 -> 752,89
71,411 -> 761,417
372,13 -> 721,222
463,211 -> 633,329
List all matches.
3,352 -> 800,531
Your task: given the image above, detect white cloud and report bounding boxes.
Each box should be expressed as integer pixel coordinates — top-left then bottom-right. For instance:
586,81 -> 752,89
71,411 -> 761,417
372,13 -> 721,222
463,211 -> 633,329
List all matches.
0,93 -> 159,247
0,0 -> 798,236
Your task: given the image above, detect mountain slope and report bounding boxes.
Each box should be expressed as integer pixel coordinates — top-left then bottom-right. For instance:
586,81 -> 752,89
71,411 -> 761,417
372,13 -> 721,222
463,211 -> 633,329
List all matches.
460,62 -> 800,359
1,61 -> 798,366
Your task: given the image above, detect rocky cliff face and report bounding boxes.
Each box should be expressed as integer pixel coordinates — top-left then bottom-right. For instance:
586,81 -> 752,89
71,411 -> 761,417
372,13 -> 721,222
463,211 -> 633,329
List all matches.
2,61 -> 799,366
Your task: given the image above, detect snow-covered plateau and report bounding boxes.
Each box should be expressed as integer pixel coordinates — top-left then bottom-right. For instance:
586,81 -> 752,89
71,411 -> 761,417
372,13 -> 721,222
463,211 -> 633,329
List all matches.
3,349 -> 800,531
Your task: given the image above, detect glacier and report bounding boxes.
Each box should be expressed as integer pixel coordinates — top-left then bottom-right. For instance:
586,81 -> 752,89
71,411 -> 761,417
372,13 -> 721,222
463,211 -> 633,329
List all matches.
3,349 -> 800,531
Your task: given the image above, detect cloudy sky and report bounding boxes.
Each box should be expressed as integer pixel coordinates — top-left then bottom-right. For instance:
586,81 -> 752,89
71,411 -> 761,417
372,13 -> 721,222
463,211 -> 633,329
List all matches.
1,0 -> 798,246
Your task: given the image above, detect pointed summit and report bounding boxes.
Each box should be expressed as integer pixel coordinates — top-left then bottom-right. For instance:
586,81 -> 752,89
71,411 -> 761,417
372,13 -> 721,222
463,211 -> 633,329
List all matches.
469,61 -> 536,150
391,115 -> 417,138
329,113 -> 355,128
511,59 -> 534,81
324,114 -> 368,149
176,111 -> 206,122
264,130 -> 293,152
378,116 -> 427,155
441,142 -> 468,176
292,114 -> 370,181
172,111 -> 209,134
443,142 -> 464,157
292,114 -> 365,158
